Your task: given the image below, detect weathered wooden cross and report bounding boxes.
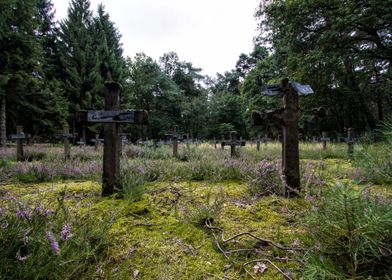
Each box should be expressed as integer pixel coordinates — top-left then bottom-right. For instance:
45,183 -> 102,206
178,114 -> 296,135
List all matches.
90,134 -> 104,151
78,82 -> 148,196
320,131 -> 330,150
56,125 -> 77,160
8,126 -> 31,161
252,79 -> 314,197
221,131 -> 246,158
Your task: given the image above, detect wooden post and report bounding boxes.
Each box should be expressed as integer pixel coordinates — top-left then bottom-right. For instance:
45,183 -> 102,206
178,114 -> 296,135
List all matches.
256,134 -> 260,151
321,131 -> 328,150
214,137 -> 217,149
282,82 -> 300,195
347,128 -> 355,156
102,82 -> 122,196
94,134 -> 99,151
16,126 -> 23,161
230,131 -> 237,158
173,125 -> 178,157
63,126 -> 71,160
252,79 -> 313,197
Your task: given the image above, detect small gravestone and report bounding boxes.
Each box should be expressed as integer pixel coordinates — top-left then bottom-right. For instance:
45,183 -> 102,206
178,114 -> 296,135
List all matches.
320,131 -> 330,150
78,82 -> 148,196
221,131 -> 246,158
252,79 -> 313,196
8,126 -> 30,161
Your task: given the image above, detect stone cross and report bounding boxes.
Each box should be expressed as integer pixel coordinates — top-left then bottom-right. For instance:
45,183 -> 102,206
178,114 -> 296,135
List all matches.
221,131 -> 246,158
78,82 -> 148,196
252,79 -> 313,196
8,126 -> 31,161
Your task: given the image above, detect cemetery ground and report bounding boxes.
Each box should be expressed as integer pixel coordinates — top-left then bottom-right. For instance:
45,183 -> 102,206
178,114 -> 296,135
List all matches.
0,139 -> 391,279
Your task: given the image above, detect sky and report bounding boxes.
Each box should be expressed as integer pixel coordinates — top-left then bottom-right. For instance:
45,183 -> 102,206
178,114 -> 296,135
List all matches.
51,0 -> 260,77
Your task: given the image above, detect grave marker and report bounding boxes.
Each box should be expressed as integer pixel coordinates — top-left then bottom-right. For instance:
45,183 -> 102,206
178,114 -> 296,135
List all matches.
173,125 -> 178,157
79,81 -> 148,196
347,128 -> 355,156
221,131 -> 246,158
8,126 -> 30,161
252,79 -> 313,196
91,134 -> 104,151
320,131 -> 330,150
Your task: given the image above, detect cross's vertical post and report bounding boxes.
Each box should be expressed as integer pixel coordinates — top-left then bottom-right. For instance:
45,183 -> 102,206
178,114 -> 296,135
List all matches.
347,127 -> 355,156
281,82 -> 300,194
64,125 -> 71,160
322,131 -> 328,150
173,125 -> 178,157
94,134 -> 99,151
230,131 -> 237,158
16,125 -> 23,161
102,82 -> 122,196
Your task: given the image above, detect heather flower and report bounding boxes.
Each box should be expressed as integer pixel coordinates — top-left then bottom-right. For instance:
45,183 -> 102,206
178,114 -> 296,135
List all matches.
1,222 -> 8,229
46,230 -> 60,256
16,252 -> 29,262
60,223 -> 73,241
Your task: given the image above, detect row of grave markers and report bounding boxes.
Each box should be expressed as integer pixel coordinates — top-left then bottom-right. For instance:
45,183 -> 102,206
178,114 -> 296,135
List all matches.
6,78 -> 360,198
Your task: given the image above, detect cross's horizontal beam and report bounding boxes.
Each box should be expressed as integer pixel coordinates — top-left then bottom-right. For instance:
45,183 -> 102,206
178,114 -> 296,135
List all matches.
78,110 -> 148,124
8,134 -> 31,140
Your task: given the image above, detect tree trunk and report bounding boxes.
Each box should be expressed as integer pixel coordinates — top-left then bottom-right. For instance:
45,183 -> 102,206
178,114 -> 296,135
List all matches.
0,95 -> 6,147
344,60 -> 377,130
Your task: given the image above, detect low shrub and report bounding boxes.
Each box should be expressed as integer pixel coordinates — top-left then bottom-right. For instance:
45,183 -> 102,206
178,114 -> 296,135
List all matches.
304,183 -> 392,279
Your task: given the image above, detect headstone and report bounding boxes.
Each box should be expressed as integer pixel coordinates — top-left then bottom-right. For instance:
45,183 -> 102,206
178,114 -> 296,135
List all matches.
252,79 -> 314,196
221,131 -> 246,158
78,82 -> 148,196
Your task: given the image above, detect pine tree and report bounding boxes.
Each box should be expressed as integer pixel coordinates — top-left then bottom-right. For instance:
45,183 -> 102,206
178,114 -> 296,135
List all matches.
0,0 -> 41,146
58,0 -> 102,140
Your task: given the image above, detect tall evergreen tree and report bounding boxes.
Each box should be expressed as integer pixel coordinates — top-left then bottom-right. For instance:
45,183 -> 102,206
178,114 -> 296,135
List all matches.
58,0 -> 101,140
0,0 -> 41,146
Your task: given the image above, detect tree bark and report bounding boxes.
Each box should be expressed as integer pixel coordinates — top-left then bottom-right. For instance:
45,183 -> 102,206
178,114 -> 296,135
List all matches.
0,95 -> 6,147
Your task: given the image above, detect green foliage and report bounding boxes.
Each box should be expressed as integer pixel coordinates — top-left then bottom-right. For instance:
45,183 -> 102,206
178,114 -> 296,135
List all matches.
304,183 -> 392,279
0,191 -> 113,279
356,122 -> 392,184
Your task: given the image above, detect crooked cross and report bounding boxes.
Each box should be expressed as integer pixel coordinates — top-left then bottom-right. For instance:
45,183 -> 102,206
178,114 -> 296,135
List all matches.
78,82 -> 148,196
252,79 -> 313,196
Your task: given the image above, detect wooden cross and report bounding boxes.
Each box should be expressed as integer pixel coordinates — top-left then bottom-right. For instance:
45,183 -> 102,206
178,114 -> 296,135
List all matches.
8,126 -> 31,161
221,131 -> 246,158
347,128 -> 355,156
252,79 -> 314,196
91,134 -> 104,151
78,81 -> 148,196
58,125 -> 76,160
173,125 -> 179,157
320,131 -> 330,150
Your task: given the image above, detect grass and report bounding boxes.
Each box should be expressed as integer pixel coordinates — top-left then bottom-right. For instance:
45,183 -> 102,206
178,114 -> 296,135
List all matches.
0,139 -> 391,279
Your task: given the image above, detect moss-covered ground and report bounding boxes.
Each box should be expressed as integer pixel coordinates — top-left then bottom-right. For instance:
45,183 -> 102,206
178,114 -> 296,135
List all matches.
1,142 -> 391,279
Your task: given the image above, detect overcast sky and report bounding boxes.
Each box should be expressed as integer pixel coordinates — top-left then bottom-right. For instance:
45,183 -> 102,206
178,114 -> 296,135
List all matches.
52,0 -> 260,77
